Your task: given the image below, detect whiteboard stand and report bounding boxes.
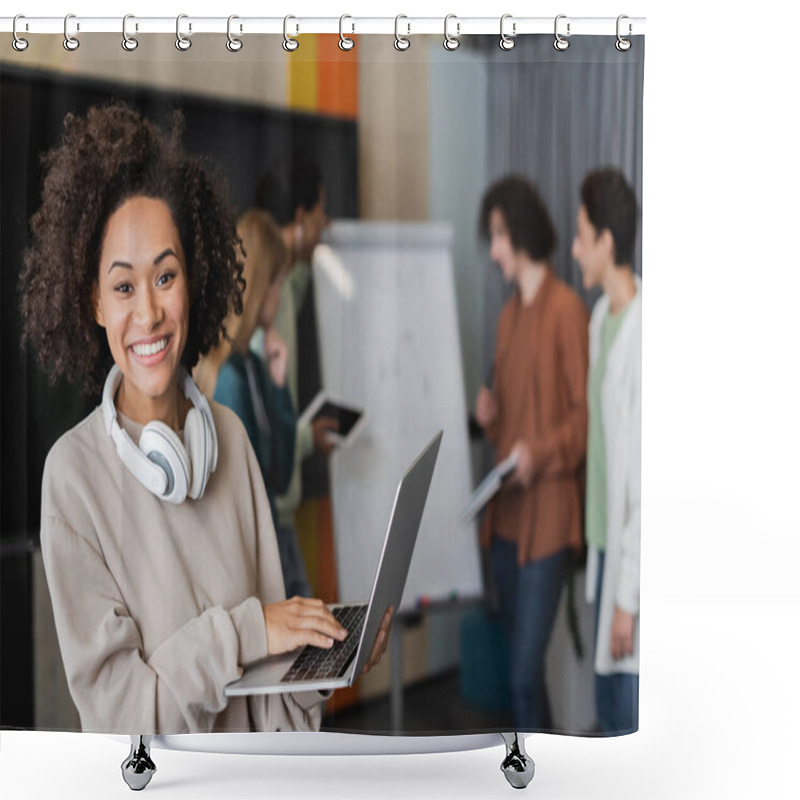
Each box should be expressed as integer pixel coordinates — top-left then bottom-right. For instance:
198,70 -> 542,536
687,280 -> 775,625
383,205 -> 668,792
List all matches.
388,597 -> 483,732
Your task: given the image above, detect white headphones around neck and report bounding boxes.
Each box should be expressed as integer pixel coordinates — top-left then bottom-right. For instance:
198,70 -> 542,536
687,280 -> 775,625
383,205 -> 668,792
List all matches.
102,364 -> 218,504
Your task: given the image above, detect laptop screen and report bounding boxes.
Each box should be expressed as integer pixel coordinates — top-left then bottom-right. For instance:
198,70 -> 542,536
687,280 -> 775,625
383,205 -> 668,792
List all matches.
351,431 -> 442,678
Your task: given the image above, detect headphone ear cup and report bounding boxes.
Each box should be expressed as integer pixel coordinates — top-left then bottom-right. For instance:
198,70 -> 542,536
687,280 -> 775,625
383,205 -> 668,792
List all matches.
139,421 -> 190,504
183,407 -> 210,499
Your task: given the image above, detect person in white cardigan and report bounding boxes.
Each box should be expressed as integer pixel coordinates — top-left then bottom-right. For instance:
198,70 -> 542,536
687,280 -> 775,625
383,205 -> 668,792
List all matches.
572,168 -> 641,735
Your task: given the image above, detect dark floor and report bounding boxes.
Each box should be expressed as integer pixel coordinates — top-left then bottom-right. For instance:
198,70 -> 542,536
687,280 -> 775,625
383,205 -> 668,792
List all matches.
322,669 -> 513,736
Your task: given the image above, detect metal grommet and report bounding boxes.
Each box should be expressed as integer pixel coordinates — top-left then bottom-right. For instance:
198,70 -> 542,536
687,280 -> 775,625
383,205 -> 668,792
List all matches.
499,14 -> 515,51
443,14 -> 460,51
616,14 -> 632,52
63,13 -> 79,51
339,14 -> 355,51
175,14 -> 192,51
554,14 -> 570,51
122,14 -> 138,51
283,15 -> 299,52
394,15 -> 410,51
227,15 -> 243,52
12,14 -> 29,52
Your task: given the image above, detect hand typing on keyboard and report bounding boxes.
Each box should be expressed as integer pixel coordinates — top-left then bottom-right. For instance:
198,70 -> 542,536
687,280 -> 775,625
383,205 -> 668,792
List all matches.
281,605 -> 394,684
262,597 -> 348,655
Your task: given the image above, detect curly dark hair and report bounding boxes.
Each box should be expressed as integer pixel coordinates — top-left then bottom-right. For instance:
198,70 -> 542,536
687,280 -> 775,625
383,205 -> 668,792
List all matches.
20,103 -> 245,395
478,175 -> 557,262
580,167 -> 638,267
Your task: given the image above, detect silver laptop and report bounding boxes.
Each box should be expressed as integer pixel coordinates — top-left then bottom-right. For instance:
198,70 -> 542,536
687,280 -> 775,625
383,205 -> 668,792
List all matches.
225,430 -> 443,697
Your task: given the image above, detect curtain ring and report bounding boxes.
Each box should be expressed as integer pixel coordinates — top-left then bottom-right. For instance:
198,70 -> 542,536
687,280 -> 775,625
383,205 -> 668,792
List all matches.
175,14 -> 192,51
394,15 -> 410,51
227,15 -> 243,51
554,14 -> 570,51
339,14 -> 355,51
63,14 -> 80,51
283,15 -> 299,52
12,15 -> 29,52
499,14 -> 515,51
616,14 -> 632,51
443,14 -> 460,51
122,14 -> 138,51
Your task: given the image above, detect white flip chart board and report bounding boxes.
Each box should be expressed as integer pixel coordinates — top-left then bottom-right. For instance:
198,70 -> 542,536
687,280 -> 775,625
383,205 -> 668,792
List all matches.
312,221 -> 483,610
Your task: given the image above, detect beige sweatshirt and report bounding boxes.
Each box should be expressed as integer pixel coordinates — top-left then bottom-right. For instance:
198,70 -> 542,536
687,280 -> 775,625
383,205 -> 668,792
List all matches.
40,402 -> 327,734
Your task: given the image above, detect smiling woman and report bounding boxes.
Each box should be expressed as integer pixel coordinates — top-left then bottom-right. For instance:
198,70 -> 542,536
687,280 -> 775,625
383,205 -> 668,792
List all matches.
15,104 -> 389,735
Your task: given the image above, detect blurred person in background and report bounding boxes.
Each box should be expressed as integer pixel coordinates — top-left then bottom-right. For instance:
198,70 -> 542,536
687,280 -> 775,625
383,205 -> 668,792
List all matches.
251,159 -> 336,597
196,210 -> 301,596
475,175 -> 589,732
572,167 -> 641,735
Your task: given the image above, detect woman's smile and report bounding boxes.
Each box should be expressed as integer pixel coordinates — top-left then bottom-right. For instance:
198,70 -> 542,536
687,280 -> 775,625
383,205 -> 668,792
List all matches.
129,334 -> 172,362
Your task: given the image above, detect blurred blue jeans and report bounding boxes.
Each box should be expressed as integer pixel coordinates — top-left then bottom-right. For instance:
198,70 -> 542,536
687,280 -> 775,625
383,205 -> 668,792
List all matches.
490,537 -> 568,731
594,550 -> 639,735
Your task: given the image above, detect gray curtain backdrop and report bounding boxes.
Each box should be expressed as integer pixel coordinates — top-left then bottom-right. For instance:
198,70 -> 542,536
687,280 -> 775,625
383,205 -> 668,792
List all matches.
479,35 -> 645,381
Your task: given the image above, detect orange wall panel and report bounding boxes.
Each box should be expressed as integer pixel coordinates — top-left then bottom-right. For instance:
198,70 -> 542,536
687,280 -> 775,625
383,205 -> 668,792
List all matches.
317,34 -> 359,119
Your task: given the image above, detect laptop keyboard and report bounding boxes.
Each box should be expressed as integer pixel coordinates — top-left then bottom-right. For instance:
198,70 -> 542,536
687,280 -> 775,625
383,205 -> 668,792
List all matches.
281,604 -> 367,684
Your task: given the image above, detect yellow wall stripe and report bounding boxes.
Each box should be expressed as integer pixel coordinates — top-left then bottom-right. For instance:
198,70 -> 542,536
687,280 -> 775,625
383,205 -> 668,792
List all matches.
287,34 -> 319,112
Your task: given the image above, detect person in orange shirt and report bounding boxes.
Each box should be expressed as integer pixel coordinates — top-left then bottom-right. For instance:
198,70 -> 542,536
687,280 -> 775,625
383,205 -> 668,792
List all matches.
476,175 -> 589,732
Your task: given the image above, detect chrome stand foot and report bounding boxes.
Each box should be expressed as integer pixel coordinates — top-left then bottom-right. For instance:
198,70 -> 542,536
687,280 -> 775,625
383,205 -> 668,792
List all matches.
121,735 -> 156,791
500,732 -> 535,789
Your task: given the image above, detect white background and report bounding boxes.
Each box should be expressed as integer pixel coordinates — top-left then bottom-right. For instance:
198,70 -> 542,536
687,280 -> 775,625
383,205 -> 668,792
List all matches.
3,1 -> 799,798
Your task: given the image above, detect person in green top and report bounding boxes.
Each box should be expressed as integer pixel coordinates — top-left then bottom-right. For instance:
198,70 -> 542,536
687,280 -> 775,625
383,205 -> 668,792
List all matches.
572,167 -> 642,735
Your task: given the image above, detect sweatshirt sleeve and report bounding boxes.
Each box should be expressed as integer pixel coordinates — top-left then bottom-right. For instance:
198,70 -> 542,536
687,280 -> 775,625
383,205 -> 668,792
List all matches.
529,296 -> 589,480
40,514 -> 268,734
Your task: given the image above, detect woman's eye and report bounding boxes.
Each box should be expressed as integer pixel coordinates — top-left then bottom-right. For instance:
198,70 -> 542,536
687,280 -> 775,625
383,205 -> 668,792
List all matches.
157,271 -> 176,287
114,283 -> 132,294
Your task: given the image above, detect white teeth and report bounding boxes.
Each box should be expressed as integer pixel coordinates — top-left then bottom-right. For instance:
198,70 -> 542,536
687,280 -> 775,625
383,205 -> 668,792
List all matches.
132,338 -> 167,357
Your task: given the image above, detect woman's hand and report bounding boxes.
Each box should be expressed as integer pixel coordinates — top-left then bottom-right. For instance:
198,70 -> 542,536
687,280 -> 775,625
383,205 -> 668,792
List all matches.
263,597 -> 347,655
509,440 -> 534,488
312,416 -> 339,456
475,386 -> 498,429
610,607 -> 636,661
263,328 -> 288,388
361,607 -> 394,675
